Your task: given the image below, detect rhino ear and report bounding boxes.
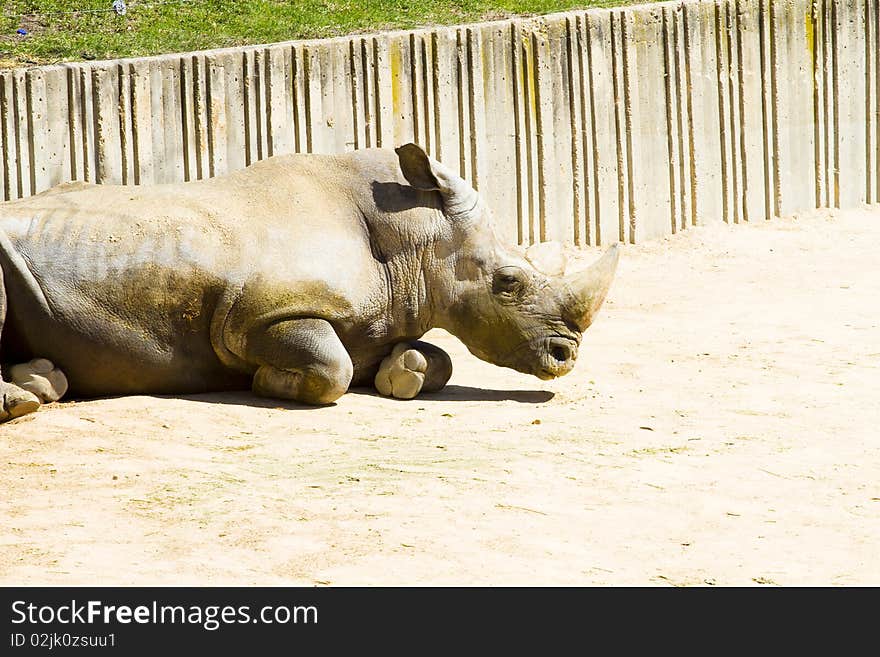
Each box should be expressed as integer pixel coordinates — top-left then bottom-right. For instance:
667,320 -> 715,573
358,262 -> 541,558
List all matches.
396,143 -> 441,191
395,143 -> 480,221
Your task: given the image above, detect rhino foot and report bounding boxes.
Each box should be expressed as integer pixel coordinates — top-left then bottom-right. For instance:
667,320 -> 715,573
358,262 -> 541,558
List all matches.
375,341 -> 453,400
0,382 -> 41,422
375,344 -> 429,400
8,358 -> 68,403
252,363 -> 350,405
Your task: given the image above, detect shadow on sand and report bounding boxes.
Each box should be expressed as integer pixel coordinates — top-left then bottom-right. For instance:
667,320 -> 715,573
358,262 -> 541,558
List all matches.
77,385 -> 554,411
348,384 -> 554,403
163,391 -> 334,410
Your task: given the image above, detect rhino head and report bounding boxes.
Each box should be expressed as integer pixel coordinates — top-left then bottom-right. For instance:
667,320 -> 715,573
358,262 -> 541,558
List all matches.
396,143 -> 619,380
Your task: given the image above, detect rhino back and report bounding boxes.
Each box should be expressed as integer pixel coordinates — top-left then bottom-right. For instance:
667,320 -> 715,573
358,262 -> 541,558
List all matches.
0,153 -> 390,395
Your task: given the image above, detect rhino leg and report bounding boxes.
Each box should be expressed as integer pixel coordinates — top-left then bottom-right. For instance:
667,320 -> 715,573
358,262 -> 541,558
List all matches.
246,318 -> 353,405
374,340 -> 453,400
0,269 -> 42,421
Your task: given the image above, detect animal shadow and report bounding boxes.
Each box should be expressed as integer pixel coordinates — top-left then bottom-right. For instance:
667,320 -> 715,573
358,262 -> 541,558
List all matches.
174,391 -> 335,410
350,384 -> 554,404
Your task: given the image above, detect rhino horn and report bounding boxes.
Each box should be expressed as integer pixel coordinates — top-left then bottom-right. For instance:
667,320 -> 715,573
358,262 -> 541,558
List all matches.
562,243 -> 620,332
396,143 -> 480,222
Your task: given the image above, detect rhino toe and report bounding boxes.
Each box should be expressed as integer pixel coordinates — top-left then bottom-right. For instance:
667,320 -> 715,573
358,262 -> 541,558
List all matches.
8,359 -> 68,403
1,383 -> 41,422
375,344 -> 427,400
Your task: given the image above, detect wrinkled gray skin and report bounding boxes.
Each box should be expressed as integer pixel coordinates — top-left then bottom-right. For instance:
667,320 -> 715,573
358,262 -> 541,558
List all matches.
0,143 -> 618,421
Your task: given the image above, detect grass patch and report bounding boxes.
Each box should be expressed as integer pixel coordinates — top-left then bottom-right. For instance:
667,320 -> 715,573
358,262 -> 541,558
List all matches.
0,0 -> 653,68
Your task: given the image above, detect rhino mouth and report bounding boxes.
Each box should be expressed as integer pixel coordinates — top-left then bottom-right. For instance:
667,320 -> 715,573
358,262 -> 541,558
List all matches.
505,335 -> 580,380
537,338 -> 578,379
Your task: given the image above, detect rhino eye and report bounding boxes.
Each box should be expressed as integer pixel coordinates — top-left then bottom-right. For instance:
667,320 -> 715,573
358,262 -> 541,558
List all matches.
492,266 -> 527,296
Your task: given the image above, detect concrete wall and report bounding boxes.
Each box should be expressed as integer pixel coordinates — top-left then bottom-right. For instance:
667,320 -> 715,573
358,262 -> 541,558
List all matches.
1,0 -> 878,245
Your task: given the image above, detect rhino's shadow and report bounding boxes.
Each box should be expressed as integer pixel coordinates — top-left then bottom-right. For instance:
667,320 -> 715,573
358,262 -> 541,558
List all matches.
89,385 -> 554,411
371,181 -> 430,213
349,385 -> 555,403
162,392 -> 337,410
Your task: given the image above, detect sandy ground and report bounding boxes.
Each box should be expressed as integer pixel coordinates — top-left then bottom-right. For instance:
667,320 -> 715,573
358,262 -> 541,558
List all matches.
1,207 -> 878,586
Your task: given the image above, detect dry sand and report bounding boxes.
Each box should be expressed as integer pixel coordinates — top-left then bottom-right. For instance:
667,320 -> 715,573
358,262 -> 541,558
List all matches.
1,207 -> 878,586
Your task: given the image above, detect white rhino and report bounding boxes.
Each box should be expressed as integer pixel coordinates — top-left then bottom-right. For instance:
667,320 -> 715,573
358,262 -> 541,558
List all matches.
0,144 -> 618,421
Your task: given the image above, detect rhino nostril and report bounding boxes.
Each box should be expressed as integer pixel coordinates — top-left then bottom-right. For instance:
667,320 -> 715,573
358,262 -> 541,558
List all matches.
551,345 -> 568,364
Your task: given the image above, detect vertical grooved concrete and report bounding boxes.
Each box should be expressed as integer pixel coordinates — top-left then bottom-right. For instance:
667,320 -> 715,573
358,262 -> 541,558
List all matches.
0,1 -> 876,242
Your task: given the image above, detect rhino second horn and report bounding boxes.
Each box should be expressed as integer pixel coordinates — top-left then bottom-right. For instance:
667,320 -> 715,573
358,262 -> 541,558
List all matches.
525,241 -> 567,276
562,243 -> 620,332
